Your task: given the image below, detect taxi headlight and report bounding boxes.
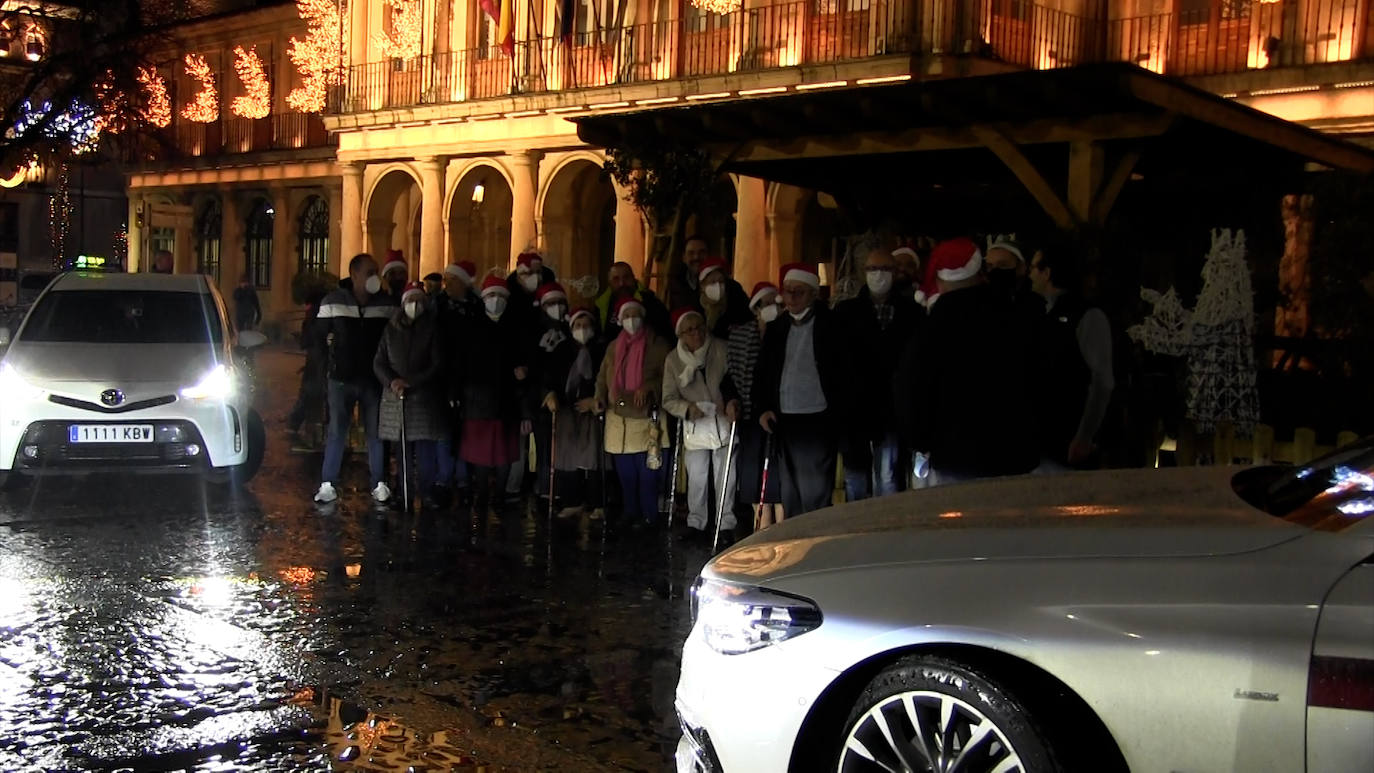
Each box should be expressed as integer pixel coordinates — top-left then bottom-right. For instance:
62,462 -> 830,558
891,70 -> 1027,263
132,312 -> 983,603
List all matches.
0,363 -> 45,399
180,364 -> 234,400
691,578 -> 822,655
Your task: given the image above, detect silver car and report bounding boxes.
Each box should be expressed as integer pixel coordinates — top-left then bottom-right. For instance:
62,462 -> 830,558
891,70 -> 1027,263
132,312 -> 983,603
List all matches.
677,442 -> 1374,772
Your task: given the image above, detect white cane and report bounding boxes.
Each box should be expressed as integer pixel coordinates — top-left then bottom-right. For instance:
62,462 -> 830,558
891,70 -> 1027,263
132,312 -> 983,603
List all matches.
711,418 -> 738,554
398,392 -> 410,513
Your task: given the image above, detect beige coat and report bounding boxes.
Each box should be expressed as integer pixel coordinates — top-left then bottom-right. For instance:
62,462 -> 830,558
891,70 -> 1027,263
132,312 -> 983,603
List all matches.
662,336 -> 735,451
596,332 -> 671,455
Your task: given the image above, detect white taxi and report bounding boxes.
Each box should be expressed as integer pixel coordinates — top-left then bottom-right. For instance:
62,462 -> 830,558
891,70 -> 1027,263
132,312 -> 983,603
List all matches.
0,271 -> 264,488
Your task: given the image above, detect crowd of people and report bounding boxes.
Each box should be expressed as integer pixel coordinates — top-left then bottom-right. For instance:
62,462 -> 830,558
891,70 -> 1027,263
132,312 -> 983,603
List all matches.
294,232 -> 1114,550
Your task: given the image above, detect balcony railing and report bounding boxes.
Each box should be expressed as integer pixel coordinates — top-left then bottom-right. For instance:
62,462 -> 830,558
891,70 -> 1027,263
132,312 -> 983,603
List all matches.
330,0 -> 1374,114
170,113 -> 336,158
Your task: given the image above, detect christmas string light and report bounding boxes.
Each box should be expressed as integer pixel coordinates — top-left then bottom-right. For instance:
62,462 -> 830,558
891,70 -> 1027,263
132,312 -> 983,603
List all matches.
288,0 -> 348,113
231,46 -> 271,119
181,53 -> 219,123
14,100 -> 101,154
138,67 -> 171,128
373,0 -> 422,60
49,164 -> 71,269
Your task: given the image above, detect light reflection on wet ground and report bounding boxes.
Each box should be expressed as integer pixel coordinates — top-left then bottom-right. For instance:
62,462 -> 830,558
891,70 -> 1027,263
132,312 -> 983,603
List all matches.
0,349 -> 709,771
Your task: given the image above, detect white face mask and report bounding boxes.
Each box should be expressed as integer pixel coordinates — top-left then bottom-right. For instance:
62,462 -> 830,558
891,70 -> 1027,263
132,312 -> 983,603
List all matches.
572,326 -> 594,345
703,283 -> 723,302
520,273 -> 540,292
621,317 -> 643,335
758,303 -> 780,323
403,300 -> 421,320
866,270 -> 894,297
484,295 -> 507,318
364,274 -> 382,295
544,304 -> 566,322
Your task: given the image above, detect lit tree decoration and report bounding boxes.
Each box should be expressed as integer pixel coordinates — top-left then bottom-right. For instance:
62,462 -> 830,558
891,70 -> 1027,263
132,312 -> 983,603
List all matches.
49,164 -> 72,269
690,0 -> 742,14
373,0 -> 422,60
138,67 -> 172,128
181,53 -> 219,123
288,0 -> 349,114
231,46 -> 271,119
114,222 -> 129,269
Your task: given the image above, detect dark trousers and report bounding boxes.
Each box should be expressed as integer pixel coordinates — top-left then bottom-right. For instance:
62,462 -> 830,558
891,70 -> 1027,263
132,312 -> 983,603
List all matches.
555,469 -> 602,509
776,412 -> 837,517
612,452 -> 661,523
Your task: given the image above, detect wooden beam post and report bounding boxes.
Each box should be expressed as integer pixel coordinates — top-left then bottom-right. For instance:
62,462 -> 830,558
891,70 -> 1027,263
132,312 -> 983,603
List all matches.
1068,140 -> 1104,225
973,125 -> 1077,231
1093,148 -> 1142,225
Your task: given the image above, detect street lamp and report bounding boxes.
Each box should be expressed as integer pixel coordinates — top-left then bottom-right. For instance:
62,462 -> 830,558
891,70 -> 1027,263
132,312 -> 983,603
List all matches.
25,37 -> 42,61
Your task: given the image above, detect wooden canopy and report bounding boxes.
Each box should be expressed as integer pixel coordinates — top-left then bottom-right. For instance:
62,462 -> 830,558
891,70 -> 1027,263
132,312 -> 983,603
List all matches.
574,63 -> 1374,231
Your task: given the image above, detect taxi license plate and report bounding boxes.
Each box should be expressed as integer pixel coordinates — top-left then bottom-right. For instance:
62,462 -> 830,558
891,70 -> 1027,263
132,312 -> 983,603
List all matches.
68,425 -> 155,443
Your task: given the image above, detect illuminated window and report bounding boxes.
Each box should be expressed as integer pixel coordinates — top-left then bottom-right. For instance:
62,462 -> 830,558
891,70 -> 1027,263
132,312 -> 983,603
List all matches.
245,198 -> 273,288
297,196 -> 329,274
195,198 -> 222,281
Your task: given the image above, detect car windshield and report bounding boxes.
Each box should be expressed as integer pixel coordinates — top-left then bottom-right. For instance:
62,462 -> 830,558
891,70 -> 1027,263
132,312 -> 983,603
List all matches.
19,290 -> 224,345
1234,437 -> 1374,532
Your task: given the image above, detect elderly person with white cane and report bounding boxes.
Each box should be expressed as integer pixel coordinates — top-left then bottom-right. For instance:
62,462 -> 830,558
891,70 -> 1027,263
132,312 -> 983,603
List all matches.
375,280 -> 446,509
663,307 -> 741,548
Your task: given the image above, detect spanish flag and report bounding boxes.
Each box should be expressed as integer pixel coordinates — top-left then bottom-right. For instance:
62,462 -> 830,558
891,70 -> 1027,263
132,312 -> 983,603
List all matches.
480,0 -> 515,56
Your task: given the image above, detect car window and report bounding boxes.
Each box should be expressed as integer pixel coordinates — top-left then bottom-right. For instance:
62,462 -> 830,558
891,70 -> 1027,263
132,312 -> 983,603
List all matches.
1234,438 -> 1374,532
19,290 -> 224,345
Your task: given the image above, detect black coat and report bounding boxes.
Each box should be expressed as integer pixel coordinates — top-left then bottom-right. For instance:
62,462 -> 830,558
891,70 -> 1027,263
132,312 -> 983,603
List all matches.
374,310 -> 446,441
897,283 -> 1038,478
834,288 -> 923,444
752,302 -> 848,430
699,278 -> 753,340
452,311 -> 530,423
317,287 -> 398,384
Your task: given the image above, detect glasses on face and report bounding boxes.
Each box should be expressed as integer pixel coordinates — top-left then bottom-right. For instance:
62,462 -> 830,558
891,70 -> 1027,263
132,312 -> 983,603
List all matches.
681,324 -> 705,336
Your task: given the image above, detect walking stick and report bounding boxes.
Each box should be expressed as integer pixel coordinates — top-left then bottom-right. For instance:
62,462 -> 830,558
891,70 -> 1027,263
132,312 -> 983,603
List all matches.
756,433 -> 773,532
597,411 -> 608,518
712,419 -> 739,554
398,392 -> 410,513
665,417 -> 684,525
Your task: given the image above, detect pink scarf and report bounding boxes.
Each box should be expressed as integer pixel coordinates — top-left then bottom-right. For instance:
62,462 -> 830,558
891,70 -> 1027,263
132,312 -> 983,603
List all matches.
612,328 -> 648,400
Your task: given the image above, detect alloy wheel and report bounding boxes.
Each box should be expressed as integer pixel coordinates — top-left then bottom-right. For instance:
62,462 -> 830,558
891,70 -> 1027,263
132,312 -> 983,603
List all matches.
839,690 -> 1025,773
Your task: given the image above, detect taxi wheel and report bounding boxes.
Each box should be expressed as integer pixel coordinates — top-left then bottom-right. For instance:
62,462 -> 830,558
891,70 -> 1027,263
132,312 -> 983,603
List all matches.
837,656 -> 1061,773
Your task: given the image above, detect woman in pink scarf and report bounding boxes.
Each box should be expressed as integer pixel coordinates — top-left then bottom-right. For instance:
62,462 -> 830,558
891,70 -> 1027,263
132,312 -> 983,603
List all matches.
595,296 -> 671,529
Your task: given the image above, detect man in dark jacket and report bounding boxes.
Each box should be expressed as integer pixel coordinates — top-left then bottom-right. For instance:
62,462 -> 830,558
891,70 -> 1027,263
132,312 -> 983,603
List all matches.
753,263 -> 848,517
313,253 -> 399,505
287,284 -> 330,444
667,235 -> 709,310
834,247 -> 922,500
897,238 -> 1037,485
594,261 -> 672,342
232,273 -> 261,332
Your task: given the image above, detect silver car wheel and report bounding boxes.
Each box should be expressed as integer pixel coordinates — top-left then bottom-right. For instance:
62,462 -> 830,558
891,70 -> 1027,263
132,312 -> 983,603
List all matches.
839,690 -> 1025,773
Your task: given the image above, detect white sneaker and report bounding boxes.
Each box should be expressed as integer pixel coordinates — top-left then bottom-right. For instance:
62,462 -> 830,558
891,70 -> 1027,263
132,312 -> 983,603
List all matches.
314,482 -> 338,504
372,482 -> 392,503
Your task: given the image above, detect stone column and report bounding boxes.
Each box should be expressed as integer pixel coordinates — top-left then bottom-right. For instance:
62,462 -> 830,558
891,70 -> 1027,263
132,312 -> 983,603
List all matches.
326,184 -> 343,278
418,157 -> 447,278
173,209 -> 194,275
269,186 -> 293,322
733,175 -> 768,290
219,193 -> 244,301
127,194 -> 144,272
340,162 -> 364,271
508,150 -> 541,266
613,188 -> 646,273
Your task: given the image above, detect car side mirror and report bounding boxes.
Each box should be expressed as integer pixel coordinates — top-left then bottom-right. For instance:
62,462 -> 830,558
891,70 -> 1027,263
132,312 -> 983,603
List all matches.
236,330 -> 267,350
0,327 -> 10,347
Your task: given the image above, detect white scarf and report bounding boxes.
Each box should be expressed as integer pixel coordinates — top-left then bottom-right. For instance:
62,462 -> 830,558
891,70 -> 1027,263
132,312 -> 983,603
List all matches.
676,336 -> 711,391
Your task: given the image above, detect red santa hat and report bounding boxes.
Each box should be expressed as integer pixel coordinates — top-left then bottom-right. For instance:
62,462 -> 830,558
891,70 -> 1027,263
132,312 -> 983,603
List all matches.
534,282 -> 567,305
381,250 -> 407,277
779,262 -> 820,290
892,246 -> 919,262
569,306 -> 596,326
612,295 -> 644,322
480,274 -> 510,298
748,281 -> 779,309
444,261 -> 477,285
671,307 -> 703,335
930,237 -> 983,282
698,257 -> 728,283
516,251 -> 543,270
400,280 -> 427,304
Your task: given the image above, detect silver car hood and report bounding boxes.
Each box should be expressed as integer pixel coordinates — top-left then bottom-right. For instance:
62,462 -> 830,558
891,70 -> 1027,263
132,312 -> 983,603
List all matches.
711,467 -> 1306,583
5,342 -> 219,390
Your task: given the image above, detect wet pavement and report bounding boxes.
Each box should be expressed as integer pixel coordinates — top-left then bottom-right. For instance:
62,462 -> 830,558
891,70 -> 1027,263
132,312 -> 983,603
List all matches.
0,348 -> 712,771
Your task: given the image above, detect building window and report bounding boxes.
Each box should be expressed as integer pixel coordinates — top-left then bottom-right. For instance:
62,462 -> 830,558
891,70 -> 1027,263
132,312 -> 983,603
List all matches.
298,195 -> 329,275
195,199 -> 222,281
149,226 -> 174,272
476,2 -> 500,59
245,198 -> 273,289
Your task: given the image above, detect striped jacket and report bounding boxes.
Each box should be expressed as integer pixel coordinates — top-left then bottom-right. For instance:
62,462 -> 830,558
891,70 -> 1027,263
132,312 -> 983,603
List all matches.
317,287 -> 398,383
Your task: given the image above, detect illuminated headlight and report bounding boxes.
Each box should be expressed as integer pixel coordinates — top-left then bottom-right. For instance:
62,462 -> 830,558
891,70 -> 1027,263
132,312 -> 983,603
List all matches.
0,363 -> 45,399
691,578 -> 822,655
180,364 -> 234,400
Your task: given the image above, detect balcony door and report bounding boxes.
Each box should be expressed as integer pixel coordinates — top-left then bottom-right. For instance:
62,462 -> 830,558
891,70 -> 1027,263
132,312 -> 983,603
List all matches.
1174,0 -> 1251,75
807,0 -> 877,64
987,0 -> 1034,66
683,4 -> 733,76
